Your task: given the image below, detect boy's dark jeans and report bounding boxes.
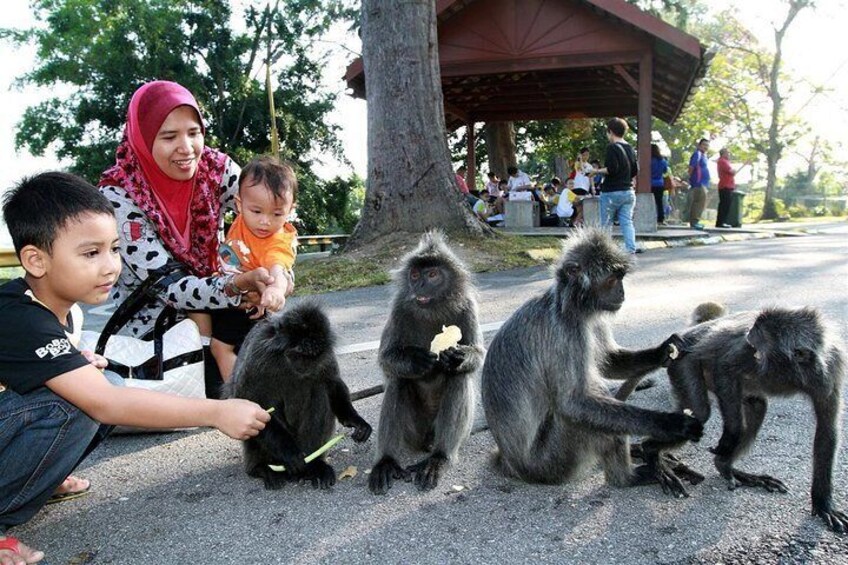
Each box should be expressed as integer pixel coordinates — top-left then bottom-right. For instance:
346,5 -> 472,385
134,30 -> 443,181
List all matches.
0,371 -> 121,533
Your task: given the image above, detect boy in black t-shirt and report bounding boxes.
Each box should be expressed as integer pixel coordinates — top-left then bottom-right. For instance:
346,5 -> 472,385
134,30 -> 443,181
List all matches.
0,173 -> 271,564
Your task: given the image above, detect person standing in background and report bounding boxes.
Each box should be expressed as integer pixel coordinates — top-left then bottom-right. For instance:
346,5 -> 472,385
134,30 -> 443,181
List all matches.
572,147 -> 593,195
593,118 -> 640,254
650,144 -> 670,225
716,148 -> 748,228
687,138 -> 710,230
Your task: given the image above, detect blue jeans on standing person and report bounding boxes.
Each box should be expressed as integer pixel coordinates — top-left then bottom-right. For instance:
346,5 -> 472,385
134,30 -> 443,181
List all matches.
600,189 -> 637,253
0,371 -> 122,534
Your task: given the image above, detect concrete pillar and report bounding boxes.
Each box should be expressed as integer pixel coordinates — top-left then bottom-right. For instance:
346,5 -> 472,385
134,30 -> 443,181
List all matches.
633,193 -> 657,235
583,197 -> 601,227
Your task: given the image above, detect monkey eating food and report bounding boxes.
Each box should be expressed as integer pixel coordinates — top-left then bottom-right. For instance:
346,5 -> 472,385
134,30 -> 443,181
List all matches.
368,232 -> 483,495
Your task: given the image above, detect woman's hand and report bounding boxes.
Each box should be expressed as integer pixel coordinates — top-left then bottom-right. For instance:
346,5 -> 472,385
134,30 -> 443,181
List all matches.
234,267 -> 274,294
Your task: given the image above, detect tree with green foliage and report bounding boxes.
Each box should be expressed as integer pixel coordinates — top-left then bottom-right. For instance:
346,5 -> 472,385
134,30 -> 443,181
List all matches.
2,0 -> 357,233
703,1 -> 816,219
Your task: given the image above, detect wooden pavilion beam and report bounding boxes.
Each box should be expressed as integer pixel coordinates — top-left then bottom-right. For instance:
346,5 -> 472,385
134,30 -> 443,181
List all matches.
444,102 -> 469,122
470,105 -> 635,123
440,51 -> 642,78
613,65 -> 639,92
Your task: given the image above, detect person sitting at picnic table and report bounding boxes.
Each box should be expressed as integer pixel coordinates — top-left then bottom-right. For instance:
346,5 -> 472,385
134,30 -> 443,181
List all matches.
484,172 -> 501,201
98,80 -> 274,399
506,166 -> 533,193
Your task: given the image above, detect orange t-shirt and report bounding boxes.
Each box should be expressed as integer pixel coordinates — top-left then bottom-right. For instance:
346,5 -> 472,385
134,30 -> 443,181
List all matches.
220,214 -> 297,272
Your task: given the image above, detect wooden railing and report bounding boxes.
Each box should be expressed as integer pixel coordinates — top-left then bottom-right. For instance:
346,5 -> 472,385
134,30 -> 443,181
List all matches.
296,234 -> 349,252
0,250 -> 19,268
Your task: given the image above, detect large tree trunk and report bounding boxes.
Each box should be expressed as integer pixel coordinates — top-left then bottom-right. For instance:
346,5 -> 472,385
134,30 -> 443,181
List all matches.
483,121 -> 517,179
347,0 -> 485,248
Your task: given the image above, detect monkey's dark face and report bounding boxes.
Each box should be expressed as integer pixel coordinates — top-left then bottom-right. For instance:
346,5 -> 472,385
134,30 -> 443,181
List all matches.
596,270 -> 626,312
407,262 -> 452,307
267,304 -> 335,377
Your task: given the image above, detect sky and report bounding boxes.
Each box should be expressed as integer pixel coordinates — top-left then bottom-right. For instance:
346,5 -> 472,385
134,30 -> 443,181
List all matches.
0,0 -> 846,244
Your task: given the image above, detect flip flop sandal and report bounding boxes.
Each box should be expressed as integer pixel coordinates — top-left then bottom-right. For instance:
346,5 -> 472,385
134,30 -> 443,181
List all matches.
0,536 -> 22,554
47,476 -> 91,504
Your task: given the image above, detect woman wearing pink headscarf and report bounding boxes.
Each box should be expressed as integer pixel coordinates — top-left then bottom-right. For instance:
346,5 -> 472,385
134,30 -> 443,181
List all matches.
99,81 -> 273,397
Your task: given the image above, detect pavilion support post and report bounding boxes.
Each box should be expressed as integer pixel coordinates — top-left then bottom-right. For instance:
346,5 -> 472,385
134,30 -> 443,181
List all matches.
466,121 -> 476,191
635,50 -> 657,233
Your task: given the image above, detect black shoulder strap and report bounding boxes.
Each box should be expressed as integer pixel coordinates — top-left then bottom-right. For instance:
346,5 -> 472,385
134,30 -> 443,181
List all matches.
95,261 -> 188,355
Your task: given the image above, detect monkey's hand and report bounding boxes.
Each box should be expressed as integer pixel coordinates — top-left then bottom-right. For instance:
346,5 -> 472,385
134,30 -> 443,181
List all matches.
345,416 -> 372,443
271,445 -> 308,476
407,346 -> 439,374
663,412 -> 703,443
303,459 -> 336,490
407,453 -> 447,492
369,456 -> 410,495
652,461 -> 691,498
717,466 -> 789,494
659,334 -> 686,367
813,500 -> 848,533
437,346 -> 466,374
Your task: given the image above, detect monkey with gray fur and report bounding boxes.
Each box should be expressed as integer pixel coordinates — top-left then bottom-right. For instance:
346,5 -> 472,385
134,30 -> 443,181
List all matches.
642,305 -> 847,532
481,229 -> 703,495
615,302 -> 728,401
368,232 -> 483,495
224,301 -> 372,490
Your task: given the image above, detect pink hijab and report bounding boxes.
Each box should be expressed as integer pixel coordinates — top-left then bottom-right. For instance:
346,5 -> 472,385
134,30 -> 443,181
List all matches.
100,80 -> 228,276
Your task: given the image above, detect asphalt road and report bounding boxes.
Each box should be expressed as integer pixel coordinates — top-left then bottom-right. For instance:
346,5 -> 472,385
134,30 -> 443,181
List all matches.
16,224 -> 848,564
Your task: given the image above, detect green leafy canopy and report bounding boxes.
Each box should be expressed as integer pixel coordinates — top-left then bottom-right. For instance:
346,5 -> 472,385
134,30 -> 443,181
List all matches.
2,0 -> 360,233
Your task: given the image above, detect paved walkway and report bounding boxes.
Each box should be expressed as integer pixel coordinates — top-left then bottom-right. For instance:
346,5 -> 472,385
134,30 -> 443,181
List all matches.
496,222 -> 799,251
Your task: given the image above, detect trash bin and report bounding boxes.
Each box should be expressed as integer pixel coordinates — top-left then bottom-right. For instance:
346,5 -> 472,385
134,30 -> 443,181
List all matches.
728,190 -> 746,228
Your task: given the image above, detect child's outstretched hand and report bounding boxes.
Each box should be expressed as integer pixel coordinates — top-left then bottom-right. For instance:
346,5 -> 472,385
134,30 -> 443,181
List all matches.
261,287 -> 287,312
214,399 -> 270,440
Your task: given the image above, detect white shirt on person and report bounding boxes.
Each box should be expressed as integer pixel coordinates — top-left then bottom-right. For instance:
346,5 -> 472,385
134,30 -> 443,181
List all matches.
508,171 -> 532,192
574,161 -> 593,191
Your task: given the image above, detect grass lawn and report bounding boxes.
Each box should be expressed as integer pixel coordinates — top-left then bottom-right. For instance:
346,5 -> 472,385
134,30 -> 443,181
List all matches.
294,232 -> 566,295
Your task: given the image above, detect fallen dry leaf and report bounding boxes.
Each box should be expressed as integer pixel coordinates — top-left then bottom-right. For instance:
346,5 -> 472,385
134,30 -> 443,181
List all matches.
338,465 -> 358,480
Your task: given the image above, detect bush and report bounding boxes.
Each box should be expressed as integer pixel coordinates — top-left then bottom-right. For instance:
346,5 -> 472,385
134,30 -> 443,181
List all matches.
787,204 -> 812,218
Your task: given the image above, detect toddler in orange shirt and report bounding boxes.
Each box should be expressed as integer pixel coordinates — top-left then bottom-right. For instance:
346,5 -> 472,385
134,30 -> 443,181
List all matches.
190,156 -> 298,381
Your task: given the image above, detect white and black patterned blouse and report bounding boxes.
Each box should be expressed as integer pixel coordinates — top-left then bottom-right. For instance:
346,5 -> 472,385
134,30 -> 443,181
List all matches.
100,158 -> 243,338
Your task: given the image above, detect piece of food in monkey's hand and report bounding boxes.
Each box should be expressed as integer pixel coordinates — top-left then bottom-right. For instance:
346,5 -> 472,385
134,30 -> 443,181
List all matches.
683,409 -> 693,417
266,407 -> 275,414
430,325 -> 462,354
668,343 -> 679,359
268,434 -> 345,472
